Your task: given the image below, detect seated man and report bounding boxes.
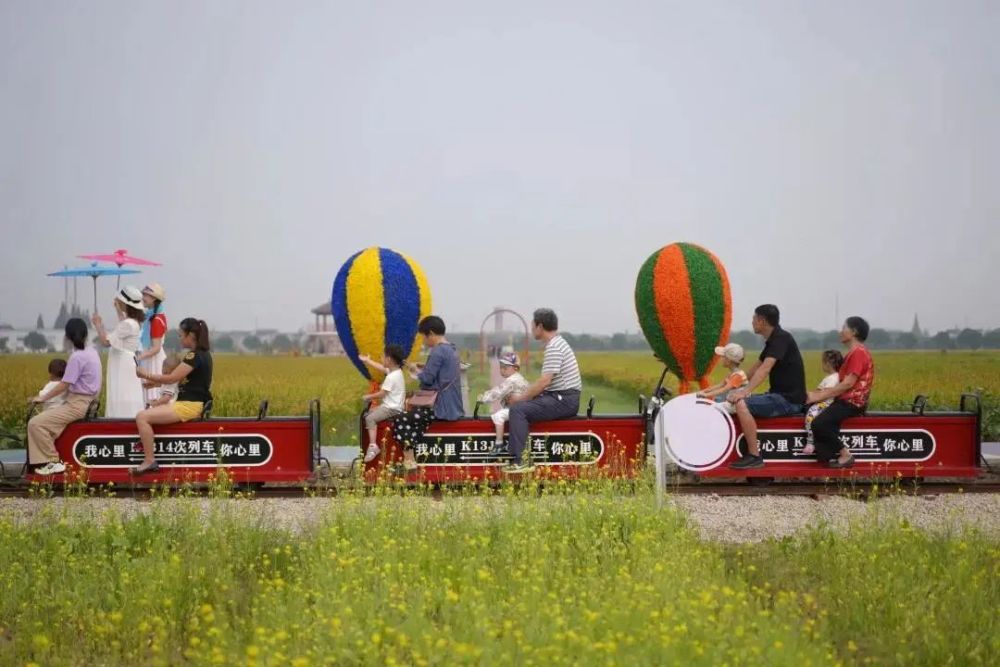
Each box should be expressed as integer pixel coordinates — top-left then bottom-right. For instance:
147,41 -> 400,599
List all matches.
728,304 -> 807,469
503,308 -> 582,473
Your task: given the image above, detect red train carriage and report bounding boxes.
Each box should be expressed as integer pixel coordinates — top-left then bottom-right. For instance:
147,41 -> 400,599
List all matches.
23,400 -> 321,486
19,388 -> 984,487
658,393 -> 984,481
362,402 -> 647,483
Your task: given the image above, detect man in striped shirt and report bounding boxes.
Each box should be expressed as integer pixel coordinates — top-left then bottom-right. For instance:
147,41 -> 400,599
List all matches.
503,308 -> 582,473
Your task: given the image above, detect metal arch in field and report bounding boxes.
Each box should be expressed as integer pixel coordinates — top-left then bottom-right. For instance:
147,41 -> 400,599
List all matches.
478,308 -> 531,373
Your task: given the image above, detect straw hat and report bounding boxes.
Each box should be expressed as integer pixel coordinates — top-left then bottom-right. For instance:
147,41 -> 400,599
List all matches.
116,286 -> 144,310
142,283 -> 166,301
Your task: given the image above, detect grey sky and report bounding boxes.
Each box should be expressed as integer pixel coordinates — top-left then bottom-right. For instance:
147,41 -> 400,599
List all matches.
2,0 -> 998,335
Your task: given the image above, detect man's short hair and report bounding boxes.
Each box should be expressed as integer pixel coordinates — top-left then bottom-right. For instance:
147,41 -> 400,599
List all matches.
845,316 -> 870,342
417,315 -> 446,336
754,304 -> 780,327
532,308 -> 559,332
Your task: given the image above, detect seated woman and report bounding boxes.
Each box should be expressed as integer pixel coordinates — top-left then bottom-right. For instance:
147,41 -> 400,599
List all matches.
27,318 -> 102,475
805,316 -> 875,468
392,315 -> 463,470
132,318 -> 213,475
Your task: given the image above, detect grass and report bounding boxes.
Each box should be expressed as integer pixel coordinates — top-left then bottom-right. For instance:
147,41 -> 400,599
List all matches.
0,486 -> 996,665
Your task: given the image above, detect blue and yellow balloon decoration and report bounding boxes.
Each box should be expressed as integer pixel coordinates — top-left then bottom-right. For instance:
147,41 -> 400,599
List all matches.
331,247 -> 432,380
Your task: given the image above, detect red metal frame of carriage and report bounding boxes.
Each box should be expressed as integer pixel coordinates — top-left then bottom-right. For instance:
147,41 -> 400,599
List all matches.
22,381 -> 984,486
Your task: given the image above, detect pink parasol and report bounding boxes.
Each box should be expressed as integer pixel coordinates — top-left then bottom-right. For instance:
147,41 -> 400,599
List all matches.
78,249 -> 161,288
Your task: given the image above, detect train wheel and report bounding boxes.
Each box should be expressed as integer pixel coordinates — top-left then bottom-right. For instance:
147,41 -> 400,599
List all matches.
747,476 -> 774,487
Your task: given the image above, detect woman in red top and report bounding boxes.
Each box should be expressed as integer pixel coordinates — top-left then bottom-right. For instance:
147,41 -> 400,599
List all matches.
136,283 -> 168,405
805,316 -> 875,468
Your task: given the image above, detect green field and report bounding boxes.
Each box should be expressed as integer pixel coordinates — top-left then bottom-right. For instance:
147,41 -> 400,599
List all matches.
0,354 -> 639,447
0,491 -> 996,666
577,350 -> 1000,441
1,350 -> 997,445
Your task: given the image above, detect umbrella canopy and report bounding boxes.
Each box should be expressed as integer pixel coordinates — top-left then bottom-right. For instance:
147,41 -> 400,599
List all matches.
78,249 -> 161,268
78,249 -> 160,290
48,263 -> 141,314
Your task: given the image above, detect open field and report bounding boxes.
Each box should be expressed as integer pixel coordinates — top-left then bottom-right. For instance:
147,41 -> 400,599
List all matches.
0,489 -> 997,666
2,350 -> 997,445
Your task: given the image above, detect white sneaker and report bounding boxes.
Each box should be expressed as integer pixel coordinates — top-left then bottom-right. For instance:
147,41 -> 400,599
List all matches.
35,461 -> 66,475
364,444 -> 381,463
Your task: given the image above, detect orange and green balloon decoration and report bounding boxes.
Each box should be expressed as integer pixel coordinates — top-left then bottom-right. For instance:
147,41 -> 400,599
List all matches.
635,243 -> 732,393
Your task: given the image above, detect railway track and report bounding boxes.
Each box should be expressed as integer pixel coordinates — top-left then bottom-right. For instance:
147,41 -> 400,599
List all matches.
0,480 -> 997,499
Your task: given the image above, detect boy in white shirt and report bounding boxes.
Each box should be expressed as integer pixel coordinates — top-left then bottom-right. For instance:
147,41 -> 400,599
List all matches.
479,353 -> 529,450
34,359 -> 68,412
359,344 -> 407,463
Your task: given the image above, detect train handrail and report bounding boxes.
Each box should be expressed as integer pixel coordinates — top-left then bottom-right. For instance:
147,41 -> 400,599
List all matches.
257,399 -> 270,420
200,400 -> 214,420
85,399 -> 100,420
309,398 -> 321,470
586,396 -> 596,418
959,393 -> 983,466
473,401 -> 483,419
911,394 -> 928,416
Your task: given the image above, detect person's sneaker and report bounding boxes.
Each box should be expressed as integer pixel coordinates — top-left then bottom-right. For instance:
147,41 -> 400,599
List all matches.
729,454 -> 765,470
801,443 -> 815,455
501,462 -> 536,474
363,444 -> 381,463
491,441 -> 508,454
35,461 -> 66,475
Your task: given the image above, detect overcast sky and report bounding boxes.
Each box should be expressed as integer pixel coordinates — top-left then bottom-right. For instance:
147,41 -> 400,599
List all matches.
1,0 -> 997,335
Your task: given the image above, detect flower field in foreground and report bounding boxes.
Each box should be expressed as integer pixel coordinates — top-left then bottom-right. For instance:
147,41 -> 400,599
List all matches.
0,490 -> 996,665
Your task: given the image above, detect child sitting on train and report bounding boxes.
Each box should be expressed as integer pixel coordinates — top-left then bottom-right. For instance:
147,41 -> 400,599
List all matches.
34,358 -> 68,412
478,352 -> 529,449
802,349 -> 844,455
359,344 -> 407,463
142,355 -> 181,408
696,343 -> 748,412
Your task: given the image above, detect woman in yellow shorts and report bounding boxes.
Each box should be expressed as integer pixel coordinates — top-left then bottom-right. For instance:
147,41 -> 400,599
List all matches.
132,318 -> 213,474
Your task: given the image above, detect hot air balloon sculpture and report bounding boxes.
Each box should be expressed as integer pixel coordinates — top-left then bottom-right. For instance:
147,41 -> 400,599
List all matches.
331,247 -> 432,381
634,243 -> 732,393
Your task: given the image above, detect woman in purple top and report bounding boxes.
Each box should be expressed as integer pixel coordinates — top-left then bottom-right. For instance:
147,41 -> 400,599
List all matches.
27,318 -> 103,475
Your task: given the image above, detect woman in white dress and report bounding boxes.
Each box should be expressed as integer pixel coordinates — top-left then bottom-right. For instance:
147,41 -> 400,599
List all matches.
92,286 -> 146,418
136,283 -> 167,405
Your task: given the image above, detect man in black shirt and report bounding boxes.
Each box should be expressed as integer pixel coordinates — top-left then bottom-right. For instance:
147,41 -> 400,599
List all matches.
728,304 -> 807,469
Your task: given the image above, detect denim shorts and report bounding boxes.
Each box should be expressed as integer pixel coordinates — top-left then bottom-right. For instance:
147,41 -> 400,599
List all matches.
743,393 -> 802,418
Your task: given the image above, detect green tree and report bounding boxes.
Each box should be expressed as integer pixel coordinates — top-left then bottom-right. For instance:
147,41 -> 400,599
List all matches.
896,332 -> 918,349
23,331 -> 48,351
271,334 -> 293,353
866,328 -> 893,349
955,328 -> 983,350
35,314 -> 44,330
930,331 -> 953,349
0,337 -> 8,353
243,335 -> 262,352
215,335 -> 235,353
983,328 -> 1000,349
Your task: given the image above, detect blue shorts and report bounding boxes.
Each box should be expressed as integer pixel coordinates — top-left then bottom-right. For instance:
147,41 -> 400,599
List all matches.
742,393 -> 802,418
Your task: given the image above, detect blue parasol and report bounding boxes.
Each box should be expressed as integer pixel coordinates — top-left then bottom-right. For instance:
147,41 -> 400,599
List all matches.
48,263 -> 142,314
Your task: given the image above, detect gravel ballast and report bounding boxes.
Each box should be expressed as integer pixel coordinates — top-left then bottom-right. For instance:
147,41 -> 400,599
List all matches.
1,493 -> 998,543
